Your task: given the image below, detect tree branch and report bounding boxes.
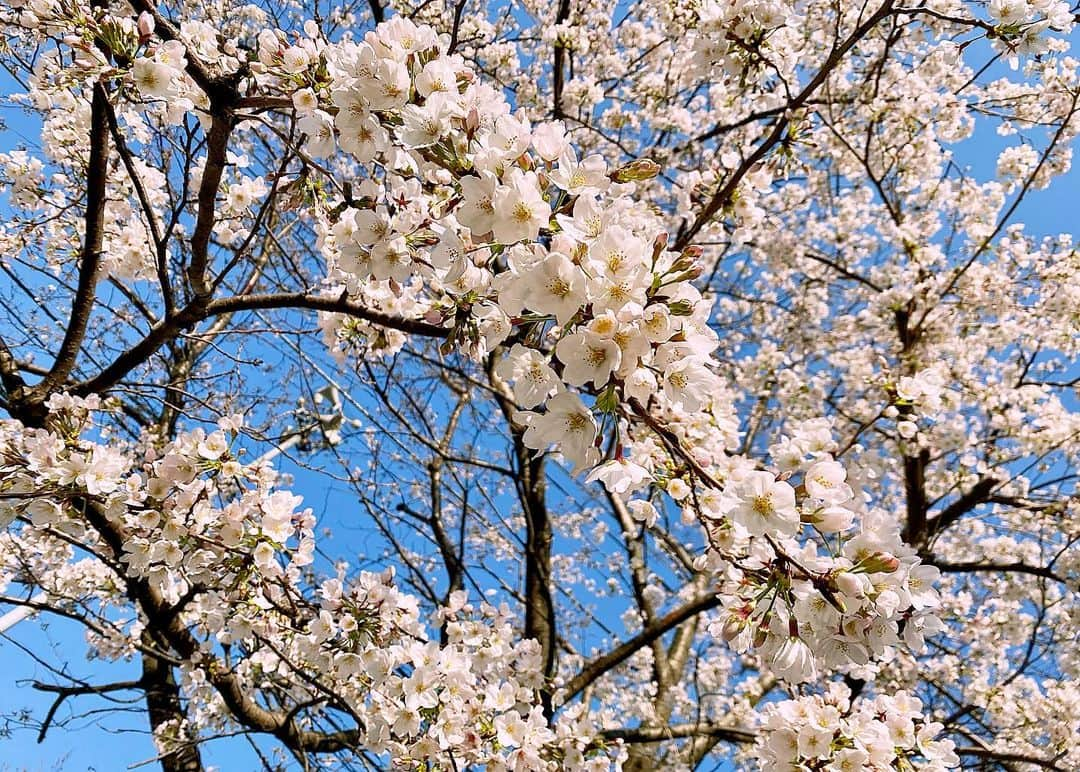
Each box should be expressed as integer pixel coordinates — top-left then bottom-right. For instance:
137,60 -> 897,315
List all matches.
187,112 -> 233,301
931,560 -> 1070,586
601,721 -> 756,745
673,0 -> 896,249
922,476 -> 1000,542
25,81 -> 110,406
559,592 -> 720,704
71,293 -> 447,396
489,355 -> 557,718
956,746 -> 1068,771
552,0 -> 572,118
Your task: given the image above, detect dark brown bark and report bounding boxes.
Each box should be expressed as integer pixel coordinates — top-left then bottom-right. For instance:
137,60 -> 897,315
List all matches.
552,0 -> 572,118
24,82 -> 110,411
72,292 -> 448,397
519,438 -> 555,717
142,637 -> 205,772
560,593 -> 721,703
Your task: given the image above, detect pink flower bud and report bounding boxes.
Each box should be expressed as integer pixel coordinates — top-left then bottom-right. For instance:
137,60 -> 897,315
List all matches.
137,11 -> 155,38
858,551 -> 901,573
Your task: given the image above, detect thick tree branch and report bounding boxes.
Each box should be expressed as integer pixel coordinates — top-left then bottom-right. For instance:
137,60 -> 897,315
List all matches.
25,82 -> 110,406
601,721 -> 756,745
560,592 -> 720,704
71,293 -> 447,396
552,0 -> 572,118
141,642 -> 205,772
901,448 -> 930,548
922,476 -> 1000,542
931,560 -> 1070,586
956,746 -> 1068,771
187,112 -> 233,301
489,356 -> 557,718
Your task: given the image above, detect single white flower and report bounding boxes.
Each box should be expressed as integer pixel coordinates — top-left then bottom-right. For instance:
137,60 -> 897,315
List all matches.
521,251 -> 587,326
292,87 -> 319,113
729,470 -> 800,537
555,331 -> 621,387
491,169 -> 548,244
804,459 -> 853,504
494,344 -> 560,408
133,58 -> 175,99
519,391 -> 599,473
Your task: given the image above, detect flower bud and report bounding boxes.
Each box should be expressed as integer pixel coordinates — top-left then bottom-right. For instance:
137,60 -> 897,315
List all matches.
857,551 -> 901,574
651,232 -> 668,262
137,11 -> 156,38
810,505 -> 854,532
611,158 -> 661,183
669,254 -> 697,274
720,616 -> 745,642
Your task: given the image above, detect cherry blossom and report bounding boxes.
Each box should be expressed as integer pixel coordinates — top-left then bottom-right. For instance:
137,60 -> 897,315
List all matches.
0,1 -> 1075,770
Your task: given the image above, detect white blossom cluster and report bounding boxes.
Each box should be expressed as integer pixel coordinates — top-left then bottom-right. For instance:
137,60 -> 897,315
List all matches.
0,396 -> 625,769
758,684 -> 960,771
250,17 -> 948,689
0,0 -> 1076,768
